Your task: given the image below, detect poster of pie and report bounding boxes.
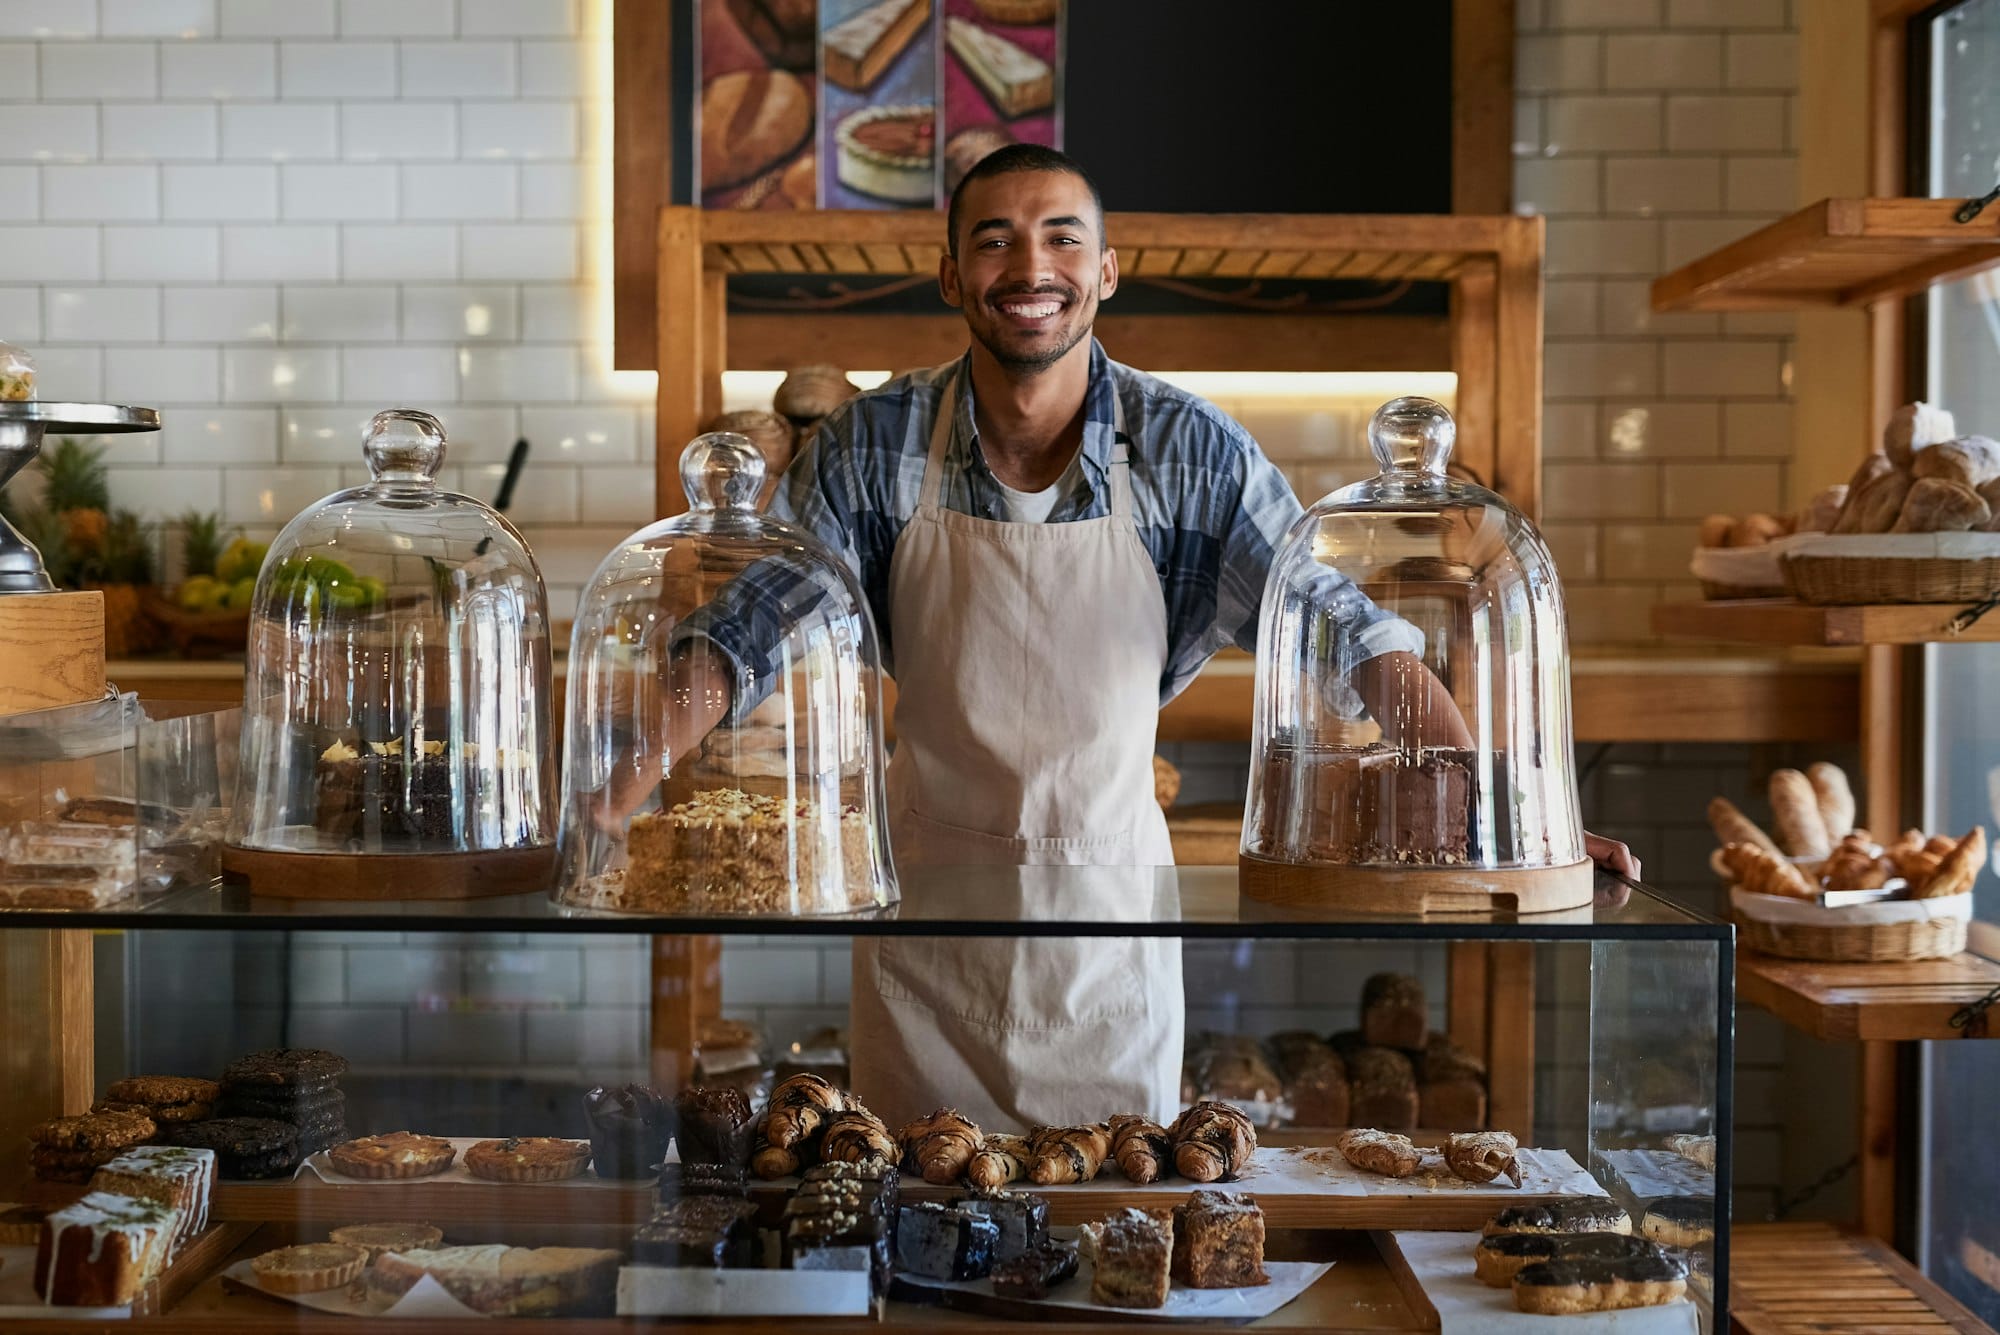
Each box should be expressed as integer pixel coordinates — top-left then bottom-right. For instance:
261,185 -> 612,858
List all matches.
819,0 -> 939,210
698,0 -> 820,210
940,0 -> 1063,194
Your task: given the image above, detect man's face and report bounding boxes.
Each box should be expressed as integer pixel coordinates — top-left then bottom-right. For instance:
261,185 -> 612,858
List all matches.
940,170 -> 1117,375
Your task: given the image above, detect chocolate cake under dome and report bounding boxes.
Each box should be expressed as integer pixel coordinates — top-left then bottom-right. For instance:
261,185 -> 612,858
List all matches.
223,408 -> 557,899
1241,397 -> 1589,913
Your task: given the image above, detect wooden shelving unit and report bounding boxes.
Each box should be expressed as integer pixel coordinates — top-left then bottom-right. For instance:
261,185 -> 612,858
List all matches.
1731,1221 -> 1995,1335
1651,197 -> 2000,312
1652,598 -> 2000,647
1738,953 -> 2000,1043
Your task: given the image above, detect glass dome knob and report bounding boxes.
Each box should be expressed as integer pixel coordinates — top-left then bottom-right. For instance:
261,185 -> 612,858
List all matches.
1368,396 -> 1456,476
363,408 -> 447,482
680,431 -> 766,511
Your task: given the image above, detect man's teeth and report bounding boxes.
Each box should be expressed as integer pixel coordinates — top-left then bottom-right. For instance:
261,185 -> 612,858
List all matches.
1002,300 -> 1062,318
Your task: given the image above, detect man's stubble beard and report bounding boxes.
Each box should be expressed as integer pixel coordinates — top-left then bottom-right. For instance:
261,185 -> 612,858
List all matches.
970,285 -> 1098,376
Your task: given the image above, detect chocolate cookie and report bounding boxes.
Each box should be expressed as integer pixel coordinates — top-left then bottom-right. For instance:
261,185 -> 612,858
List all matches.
105,1075 -> 221,1106
29,1108 -> 155,1151
222,1087 -> 346,1120
221,1048 -> 348,1088
163,1116 -> 298,1159
228,1147 -> 306,1181
94,1098 -> 214,1124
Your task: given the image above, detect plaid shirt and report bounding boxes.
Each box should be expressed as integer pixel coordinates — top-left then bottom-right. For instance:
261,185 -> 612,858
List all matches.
684,340 -> 1415,720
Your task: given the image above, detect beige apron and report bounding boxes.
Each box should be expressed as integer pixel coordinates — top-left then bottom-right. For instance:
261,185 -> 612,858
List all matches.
850,366 -> 1183,1130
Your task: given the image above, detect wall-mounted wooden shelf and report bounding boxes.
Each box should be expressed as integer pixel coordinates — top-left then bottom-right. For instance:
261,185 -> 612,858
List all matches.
1651,196 -> 2000,312
1732,1221 -> 1996,1335
1738,951 -> 2000,1043
1653,598 -> 2000,647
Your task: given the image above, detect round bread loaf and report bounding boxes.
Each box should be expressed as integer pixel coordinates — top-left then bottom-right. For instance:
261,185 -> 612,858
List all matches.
701,70 -> 812,193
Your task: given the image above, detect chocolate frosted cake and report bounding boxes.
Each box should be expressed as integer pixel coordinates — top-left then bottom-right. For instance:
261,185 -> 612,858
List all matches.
313,739 -> 457,846
1257,742 -> 1475,865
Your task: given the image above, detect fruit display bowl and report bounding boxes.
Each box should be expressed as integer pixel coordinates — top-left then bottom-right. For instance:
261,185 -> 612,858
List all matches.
143,589 -> 250,658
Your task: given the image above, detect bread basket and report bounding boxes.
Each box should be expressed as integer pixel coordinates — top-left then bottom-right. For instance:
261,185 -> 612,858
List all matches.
1780,533 -> 2000,605
1729,886 -> 1970,962
1690,538 -> 1808,600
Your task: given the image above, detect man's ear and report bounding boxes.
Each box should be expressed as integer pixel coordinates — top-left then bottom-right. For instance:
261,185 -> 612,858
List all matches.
1099,245 -> 1118,301
938,251 -> 963,309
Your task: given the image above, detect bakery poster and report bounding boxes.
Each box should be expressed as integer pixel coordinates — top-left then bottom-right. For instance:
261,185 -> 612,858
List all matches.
698,0 -> 820,210
940,0 -> 1062,195
818,0 -> 939,210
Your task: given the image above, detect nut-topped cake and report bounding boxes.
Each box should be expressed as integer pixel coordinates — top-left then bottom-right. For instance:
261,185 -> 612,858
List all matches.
620,788 -> 874,915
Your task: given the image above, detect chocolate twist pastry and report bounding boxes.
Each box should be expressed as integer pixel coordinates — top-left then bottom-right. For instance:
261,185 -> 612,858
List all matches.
896,1108 -> 982,1185
1028,1123 -> 1112,1186
1169,1101 -> 1257,1183
966,1133 -> 1032,1190
763,1073 -> 848,1150
819,1108 -> 896,1168
673,1086 -> 754,1168
1108,1114 -> 1172,1184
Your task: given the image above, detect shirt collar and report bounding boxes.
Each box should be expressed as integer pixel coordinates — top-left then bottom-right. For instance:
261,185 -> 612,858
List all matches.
951,338 -> 1119,501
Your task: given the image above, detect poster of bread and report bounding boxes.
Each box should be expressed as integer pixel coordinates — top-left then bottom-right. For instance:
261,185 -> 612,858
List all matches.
940,0 -> 1063,192
698,0 -> 820,210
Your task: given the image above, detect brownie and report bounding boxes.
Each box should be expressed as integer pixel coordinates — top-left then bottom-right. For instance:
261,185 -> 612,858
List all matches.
658,1162 -> 749,1202
221,1048 -> 349,1088
633,1197 -> 759,1268
992,1240 -> 1079,1300
895,1202 -> 998,1282
952,1189 -> 1049,1263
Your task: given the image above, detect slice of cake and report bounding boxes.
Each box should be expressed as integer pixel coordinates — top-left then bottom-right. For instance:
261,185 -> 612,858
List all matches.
366,1245 -> 621,1317
313,739 -> 458,848
822,0 -> 929,92
87,1146 -> 215,1258
33,1191 -> 179,1305
946,16 -> 1053,118
1170,1191 -> 1268,1289
1079,1207 -> 1173,1309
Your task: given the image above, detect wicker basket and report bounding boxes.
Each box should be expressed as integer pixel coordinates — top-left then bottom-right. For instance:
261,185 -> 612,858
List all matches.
1690,539 -> 1803,601
1780,534 -> 2000,605
1729,886 -> 1970,962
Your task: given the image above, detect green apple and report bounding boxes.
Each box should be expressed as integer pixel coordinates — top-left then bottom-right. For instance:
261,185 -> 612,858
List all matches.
177,575 -> 219,611
224,577 -> 257,612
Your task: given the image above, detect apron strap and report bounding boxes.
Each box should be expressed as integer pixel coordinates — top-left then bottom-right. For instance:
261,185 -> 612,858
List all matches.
1108,391 -> 1134,520
918,369 -> 961,513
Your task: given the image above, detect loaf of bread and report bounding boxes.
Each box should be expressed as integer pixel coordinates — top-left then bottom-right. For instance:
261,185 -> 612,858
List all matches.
1912,436 -> 2000,489
1797,484 -> 1848,534
700,70 -> 813,193
1768,769 -> 1831,859
1891,477 -> 1990,533
1267,1032 -> 1347,1128
1707,797 -> 1779,854
1846,470 -> 1916,534
1360,973 -> 1427,1051
1884,401 -> 1958,469
1347,1046 -> 1419,1130
1831,452 -> 1895,532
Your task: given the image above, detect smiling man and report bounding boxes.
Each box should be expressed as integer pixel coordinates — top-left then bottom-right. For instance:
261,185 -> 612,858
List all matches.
657,144 -> 1633,1126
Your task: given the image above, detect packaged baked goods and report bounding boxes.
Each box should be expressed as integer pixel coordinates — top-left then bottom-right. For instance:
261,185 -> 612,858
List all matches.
557,434 -> 895,918
0,341 -> 35,400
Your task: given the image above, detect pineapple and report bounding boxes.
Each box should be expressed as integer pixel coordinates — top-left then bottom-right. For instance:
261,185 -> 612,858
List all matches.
178,509 -> 223,579
38,438 -> 110,556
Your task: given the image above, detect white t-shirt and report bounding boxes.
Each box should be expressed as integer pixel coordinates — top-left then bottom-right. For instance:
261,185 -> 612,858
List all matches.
992,450 -> 1084,524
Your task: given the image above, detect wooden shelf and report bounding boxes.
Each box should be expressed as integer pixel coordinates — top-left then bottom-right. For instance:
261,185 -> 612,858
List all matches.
1732,1221 -> 1995,1334
1737,949 -> 2000,1042
1651,196 -> 2000,312
1653,597 -> 2000,647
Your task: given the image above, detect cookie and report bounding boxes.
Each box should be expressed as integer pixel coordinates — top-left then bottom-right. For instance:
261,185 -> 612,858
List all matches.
227,1147 -> 306,1181
222,1088 -> 345,1121
162,1116 -> 298,1158
105,1075 -> 221,1106
94,1098 -> 214,1124
29,1109 -> 155,1151
29,1145 -> 122,1183
221,1049 -> 348,1088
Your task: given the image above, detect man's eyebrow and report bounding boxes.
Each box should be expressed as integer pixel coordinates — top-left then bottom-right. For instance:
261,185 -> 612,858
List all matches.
1040,215 -> 1087,230
969,217 -> 1012,237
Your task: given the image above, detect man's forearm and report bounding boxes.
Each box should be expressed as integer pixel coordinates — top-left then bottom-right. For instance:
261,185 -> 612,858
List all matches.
1351,650 -> 1475,750
602,640 -> 737,825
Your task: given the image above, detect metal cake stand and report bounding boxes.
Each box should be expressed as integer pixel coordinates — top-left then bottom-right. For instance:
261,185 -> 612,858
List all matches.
0,401 -> 162,593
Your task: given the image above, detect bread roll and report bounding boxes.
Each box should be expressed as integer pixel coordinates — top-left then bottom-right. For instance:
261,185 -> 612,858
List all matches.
1727,514 -> 1787,547
1697,514 -> 1734,549
1912,436 -> 2000,489
1884,401 -> 1958,469
1806,763 -> 1855,840
700,70 -> 813,192
1797,484 -> 1847,534
1768,768 -> 1831,859
1890,478 -> 1989,533
1707,797 -> 1779,854
1831,452 -> 1894,533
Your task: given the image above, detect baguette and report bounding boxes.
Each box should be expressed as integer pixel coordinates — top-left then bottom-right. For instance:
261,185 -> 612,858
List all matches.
1767,769 -> 1832,859
1806,763 -> 1855,841
1707,797 -> 1779,854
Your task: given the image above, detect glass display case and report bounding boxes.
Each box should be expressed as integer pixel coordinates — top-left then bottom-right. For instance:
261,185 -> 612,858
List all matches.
0,869 -> 1731,1329
222,409 -> 557,902
556,432 -> 895,918
1242,397 -> 1588,914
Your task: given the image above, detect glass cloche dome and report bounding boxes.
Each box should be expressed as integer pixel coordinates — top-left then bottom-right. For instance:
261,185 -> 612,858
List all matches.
223,409 -> 557,899
555,432 -> 895,916
1241,397 -> 1589,913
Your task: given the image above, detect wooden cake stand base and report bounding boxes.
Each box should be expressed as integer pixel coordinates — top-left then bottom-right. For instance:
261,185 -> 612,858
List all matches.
220,844 -> 559,900
1239,853 -> 1596,915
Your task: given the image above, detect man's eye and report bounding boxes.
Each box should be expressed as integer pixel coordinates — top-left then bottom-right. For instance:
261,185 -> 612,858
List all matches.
980,238 -> 1007,250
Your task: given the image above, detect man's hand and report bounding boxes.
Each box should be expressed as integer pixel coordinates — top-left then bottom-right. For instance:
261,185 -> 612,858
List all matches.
1585,831 -> 1639,880
598,640 -> 736,828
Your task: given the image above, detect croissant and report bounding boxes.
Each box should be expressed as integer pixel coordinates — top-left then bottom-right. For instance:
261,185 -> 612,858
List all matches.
1108,1114 -> 1172,1184
1444,1131 -> 1521,1186
1168,1101 -> 1257,1183
965,1133 -> 1031,1190
763,1073 -> 848,1150
1334,1127 -> 1424,1178
820,1107 -> 896,1167
1720,842 -> 1816,899
896,1107 -> 982,1185
1820,833 -> 1891,892
1028,1123 -> 1112,1186
1915,827 -> 1986,899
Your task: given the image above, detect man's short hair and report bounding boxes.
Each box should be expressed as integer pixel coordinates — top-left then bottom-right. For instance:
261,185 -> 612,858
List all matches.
945,143 -> 1107,261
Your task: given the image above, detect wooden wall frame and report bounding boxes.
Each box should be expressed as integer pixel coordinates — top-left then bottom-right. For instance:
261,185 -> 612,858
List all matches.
612,0 -> 1515,370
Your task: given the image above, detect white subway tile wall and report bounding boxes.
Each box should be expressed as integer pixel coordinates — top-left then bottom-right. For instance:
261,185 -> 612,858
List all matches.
1517,0 -> 1796,644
